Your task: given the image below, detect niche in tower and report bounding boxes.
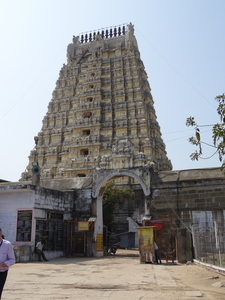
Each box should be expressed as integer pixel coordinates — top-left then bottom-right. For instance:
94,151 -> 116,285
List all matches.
83,112 -> 92,118
80,149 -> 89,156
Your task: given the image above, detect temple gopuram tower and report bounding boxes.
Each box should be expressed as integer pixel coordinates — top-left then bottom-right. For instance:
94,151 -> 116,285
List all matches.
21,23 -> 172,183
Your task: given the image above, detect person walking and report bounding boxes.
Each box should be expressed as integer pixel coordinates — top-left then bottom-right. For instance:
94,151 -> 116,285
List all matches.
0,228 -> 15,299
35,240 -> 49,262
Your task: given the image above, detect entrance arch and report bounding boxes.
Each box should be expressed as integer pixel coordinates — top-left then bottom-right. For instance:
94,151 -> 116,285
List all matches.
91,167 -> 152,257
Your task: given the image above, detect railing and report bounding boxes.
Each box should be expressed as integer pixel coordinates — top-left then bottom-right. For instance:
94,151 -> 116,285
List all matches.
192,222 -> 225,269
79,24 -> 127,44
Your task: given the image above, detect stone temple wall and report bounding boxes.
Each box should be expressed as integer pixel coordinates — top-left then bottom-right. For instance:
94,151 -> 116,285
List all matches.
63,167 -> 225,239
37,167 -> 225,234
150,167 -> 225,228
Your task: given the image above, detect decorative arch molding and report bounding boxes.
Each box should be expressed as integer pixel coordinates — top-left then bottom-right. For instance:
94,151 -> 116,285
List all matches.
92,167 -> 151,198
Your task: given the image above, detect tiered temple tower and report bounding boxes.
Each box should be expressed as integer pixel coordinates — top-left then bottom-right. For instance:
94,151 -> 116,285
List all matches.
21,23 -> 172,183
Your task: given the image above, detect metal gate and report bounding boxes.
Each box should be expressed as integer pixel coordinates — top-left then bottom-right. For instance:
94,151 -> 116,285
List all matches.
36,218 -> 63,251
65,220 -> 95,257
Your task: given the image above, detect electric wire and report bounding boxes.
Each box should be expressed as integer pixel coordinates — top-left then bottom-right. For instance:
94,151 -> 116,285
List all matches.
161,194 -> 192,233
151,170 -> 192,233
135,26 -> 216,109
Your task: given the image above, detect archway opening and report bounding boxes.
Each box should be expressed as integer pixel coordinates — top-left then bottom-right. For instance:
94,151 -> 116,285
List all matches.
92,168 -> 151,257
94,174 -> 146,256
102,179 -> 136,254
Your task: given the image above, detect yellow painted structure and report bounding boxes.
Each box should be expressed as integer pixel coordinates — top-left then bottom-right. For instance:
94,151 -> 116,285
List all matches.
136,226 -> 155,263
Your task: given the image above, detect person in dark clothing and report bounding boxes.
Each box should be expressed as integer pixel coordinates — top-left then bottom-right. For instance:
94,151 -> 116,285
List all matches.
154,241 -> 162,264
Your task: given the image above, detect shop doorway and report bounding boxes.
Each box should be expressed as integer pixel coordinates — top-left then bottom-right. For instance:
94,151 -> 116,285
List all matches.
65,220 -> 95,257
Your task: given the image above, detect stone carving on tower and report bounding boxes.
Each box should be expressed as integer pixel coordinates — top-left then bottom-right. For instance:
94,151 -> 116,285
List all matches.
20,23 -> 172,182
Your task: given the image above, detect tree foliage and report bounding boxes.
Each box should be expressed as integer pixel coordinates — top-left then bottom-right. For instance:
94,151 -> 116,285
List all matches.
102,182 -> 135,231
186,93 -> 225,171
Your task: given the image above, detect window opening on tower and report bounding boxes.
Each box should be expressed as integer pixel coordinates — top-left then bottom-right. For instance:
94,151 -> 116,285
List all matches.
83,112 -> 92,118
83,129 -> 90,136
80,149 -> 89,156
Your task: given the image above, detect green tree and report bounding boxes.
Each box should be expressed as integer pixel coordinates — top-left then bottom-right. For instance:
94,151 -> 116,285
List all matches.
103,182 -> 134,232
186,93 -> 225,171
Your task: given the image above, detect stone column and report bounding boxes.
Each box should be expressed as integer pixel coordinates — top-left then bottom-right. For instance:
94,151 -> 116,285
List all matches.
93,194 -> 104,257
145,195 -> 151,216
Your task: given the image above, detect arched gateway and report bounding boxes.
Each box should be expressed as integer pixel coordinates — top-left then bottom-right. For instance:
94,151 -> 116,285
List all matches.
92,166 -> 152,257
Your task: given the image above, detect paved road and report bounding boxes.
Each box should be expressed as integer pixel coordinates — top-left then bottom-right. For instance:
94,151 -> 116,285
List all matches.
3,249 -> 225,300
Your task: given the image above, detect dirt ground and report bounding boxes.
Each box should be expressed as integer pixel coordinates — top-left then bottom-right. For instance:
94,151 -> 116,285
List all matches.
3,249 -> 225,300
157,260 -> 225,299
117,249 -> 225,299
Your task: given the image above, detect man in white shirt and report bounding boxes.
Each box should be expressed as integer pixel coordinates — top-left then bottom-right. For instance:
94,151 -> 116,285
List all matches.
0,228 -> 15,299
154,241 -> 162,264
35,240 -> 49,262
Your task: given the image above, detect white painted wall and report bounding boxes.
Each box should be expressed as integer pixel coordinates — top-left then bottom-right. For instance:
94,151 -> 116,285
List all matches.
0,185 -> 73,262
127,217 -> 139,247
0,189 -> 35,244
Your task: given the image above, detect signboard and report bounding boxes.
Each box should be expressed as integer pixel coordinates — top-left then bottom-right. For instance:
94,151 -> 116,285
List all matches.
78,222 -> 89,231
16,210 -> 33,242
137,226 -> 154,263
96,234 -> 103,251
47,211 -> 63,219
150,221 -> 164,230
137,227 -> 154,247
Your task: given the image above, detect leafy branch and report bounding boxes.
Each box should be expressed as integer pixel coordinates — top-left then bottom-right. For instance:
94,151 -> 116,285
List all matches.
186,93 -> 225,170
103,182 -> 134,231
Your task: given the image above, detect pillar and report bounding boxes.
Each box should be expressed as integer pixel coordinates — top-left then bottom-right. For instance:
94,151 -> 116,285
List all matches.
145,195 -> 151,216
94,195 -> 104,257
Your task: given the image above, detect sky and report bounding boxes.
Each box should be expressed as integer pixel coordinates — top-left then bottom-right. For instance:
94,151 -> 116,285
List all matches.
0,0 -> 225,182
